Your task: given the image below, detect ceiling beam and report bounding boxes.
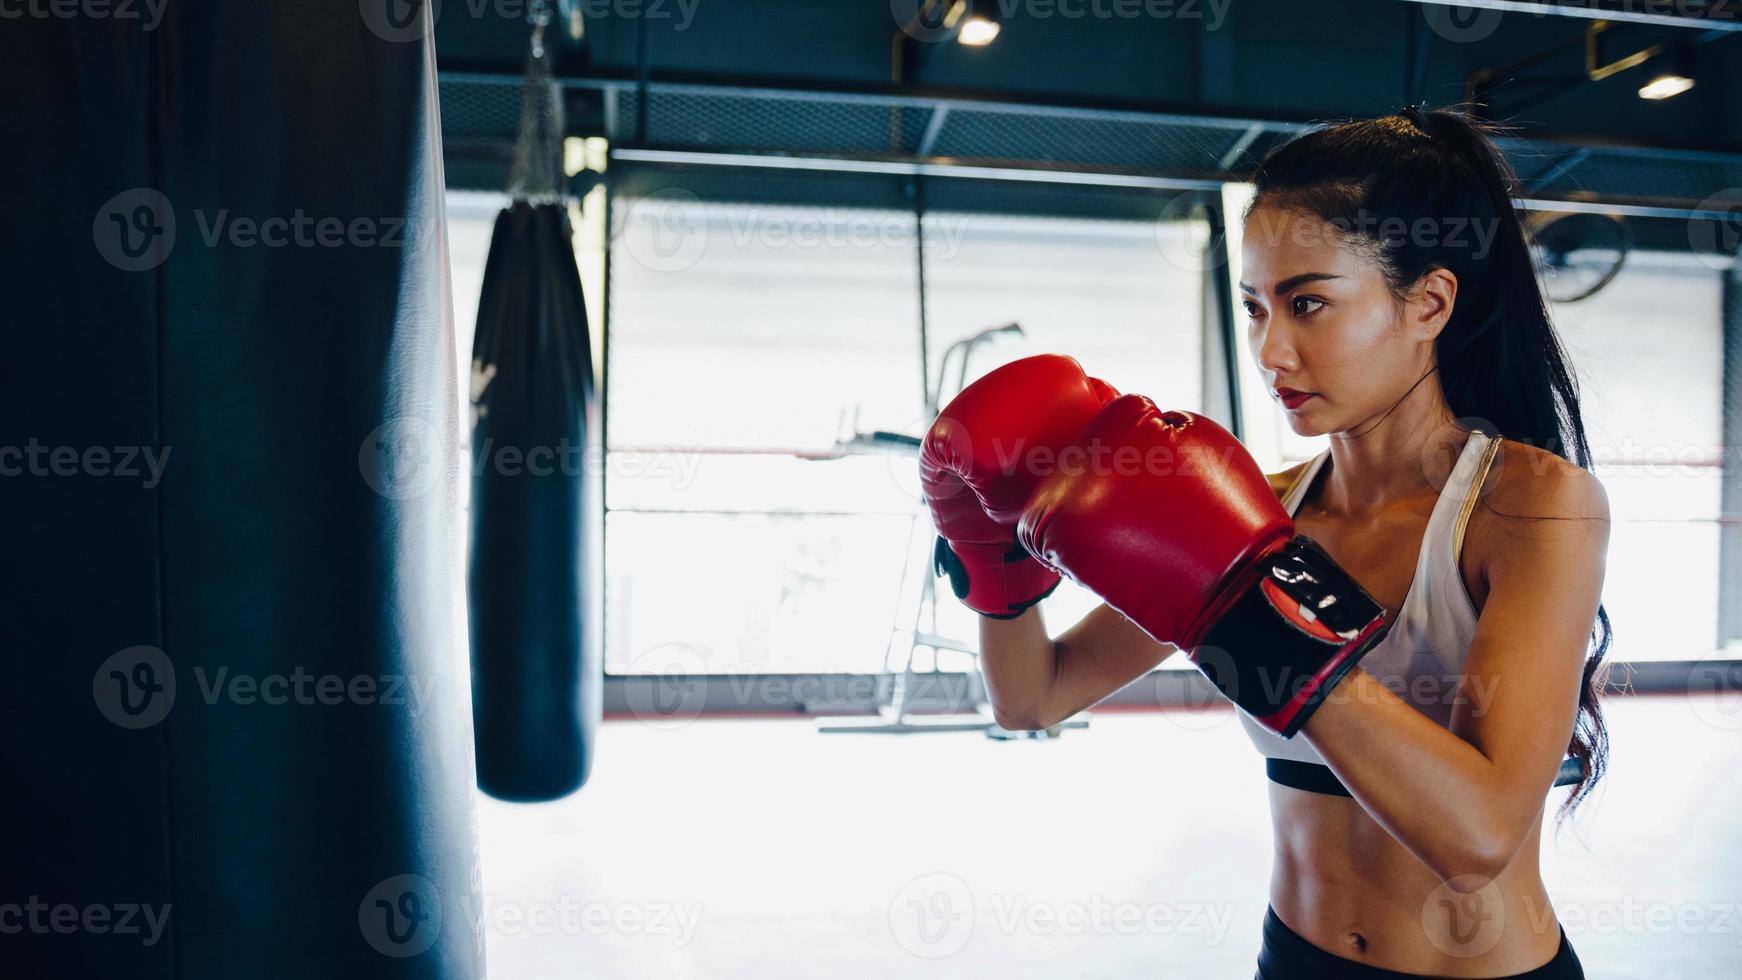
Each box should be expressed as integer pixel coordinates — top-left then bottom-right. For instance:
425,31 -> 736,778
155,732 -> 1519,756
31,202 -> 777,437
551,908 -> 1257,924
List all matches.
1396,0 -> 1742,31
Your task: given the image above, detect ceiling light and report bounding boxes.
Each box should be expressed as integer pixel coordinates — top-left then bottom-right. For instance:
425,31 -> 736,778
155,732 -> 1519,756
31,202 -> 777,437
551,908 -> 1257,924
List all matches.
1638,43 -> 1695,101
958,15 -> 1000,46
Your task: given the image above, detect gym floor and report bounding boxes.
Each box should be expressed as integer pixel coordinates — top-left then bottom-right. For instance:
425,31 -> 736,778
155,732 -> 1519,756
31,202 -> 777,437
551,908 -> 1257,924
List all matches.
478,692 -> 1742,979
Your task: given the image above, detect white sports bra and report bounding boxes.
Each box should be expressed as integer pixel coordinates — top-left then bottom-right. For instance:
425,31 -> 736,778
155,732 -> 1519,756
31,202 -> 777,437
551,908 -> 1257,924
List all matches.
1239,429 -> 1503,764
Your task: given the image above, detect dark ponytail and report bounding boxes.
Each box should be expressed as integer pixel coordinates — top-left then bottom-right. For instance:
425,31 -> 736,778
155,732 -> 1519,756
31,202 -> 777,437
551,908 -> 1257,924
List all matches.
1247,106 -> 1612,818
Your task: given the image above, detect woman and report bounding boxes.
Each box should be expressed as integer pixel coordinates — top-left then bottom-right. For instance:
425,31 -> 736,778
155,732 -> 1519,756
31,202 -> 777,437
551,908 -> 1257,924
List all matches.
935,107 -> 1612,978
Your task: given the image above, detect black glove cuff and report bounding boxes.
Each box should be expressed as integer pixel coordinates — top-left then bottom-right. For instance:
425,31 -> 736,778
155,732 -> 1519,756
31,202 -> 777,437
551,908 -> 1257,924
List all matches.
1193,535 -> 1390,738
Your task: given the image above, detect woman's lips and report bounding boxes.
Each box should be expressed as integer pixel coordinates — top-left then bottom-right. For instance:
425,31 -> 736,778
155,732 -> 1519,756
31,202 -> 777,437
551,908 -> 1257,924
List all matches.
1276,389 -> 1315,410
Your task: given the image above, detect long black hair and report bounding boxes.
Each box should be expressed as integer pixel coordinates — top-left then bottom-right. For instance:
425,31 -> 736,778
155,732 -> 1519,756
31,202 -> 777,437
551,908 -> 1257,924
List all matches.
1246,105 -> 1612,817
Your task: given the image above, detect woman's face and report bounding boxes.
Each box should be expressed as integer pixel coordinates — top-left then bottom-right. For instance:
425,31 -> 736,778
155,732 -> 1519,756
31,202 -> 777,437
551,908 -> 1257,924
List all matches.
1240,204 -> 1450,437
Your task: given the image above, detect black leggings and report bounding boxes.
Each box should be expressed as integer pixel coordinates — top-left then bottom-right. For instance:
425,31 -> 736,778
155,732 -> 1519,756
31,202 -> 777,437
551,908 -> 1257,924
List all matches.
1256,907 -> 1584,979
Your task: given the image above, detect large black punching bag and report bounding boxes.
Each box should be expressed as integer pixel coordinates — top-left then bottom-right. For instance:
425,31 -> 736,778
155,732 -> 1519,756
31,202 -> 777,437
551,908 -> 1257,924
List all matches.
0,3 -> 484,978
466,13 -> 602,802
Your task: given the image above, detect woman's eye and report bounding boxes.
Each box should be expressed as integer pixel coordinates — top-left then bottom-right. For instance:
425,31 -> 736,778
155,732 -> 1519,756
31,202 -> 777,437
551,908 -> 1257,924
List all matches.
1242,300 -> 1262,318
1292,296 -> 1324,317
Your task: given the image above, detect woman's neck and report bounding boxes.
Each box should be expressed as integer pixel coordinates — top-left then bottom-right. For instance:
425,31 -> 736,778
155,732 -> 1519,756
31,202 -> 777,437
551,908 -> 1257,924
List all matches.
1317,368 -> 1467,519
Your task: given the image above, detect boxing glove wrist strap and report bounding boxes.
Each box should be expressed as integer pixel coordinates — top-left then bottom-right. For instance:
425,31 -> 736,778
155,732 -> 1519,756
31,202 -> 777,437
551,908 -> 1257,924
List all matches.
1191,536 -> 1389,738
934,535 -> 1061,620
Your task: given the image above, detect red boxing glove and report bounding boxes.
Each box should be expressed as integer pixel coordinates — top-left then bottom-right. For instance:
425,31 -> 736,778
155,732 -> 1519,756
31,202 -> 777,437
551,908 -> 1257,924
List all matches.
1018,395 -> 1389,737
920,355 -> 1118,619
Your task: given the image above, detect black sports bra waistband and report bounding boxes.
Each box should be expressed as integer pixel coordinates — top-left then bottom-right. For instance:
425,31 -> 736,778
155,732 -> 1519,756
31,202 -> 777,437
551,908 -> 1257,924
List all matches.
1267,758 -> 1353,796
1268,757 -> 1586,798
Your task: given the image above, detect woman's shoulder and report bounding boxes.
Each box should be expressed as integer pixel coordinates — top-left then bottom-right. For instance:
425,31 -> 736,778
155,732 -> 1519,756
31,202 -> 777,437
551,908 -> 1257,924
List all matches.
1464,434 -> 1611,570
1478,435 -> 1608,516
1266,460 -> 1313,504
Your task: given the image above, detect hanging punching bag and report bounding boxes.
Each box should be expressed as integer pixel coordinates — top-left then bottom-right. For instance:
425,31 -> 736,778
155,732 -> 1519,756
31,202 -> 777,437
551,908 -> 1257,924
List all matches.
0,2 -> 484,977
468,12 -> 603,801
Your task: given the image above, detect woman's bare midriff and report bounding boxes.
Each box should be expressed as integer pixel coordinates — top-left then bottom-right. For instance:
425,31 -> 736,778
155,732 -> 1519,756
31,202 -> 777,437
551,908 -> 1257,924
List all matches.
1269,783 -> 1564,976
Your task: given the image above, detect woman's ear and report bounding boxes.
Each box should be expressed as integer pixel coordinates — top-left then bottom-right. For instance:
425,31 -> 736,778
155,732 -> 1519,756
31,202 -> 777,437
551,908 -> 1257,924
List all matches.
1406,267 -> 1458,342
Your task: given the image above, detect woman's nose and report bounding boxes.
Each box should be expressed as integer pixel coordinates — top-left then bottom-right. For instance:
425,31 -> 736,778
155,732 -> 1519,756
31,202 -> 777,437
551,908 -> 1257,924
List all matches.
1254,319 -> 1298,374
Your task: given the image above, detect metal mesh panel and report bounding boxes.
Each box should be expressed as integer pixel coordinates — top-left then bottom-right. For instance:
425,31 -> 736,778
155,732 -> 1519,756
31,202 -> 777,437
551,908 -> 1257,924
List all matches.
1627,214 -> 1742,256
921,178 -> 1206,222
443,154 -> 514,193
1506,137 -> 1742,205
933,109 -> 1247,173
1534,151 -> 1742,204
608,85 -> 1276,171
610,162 -> 915,212
439,76 -> 524,142
627,89 -> 921,155
442,78 -> 1742,231
609,162 -> 1209,224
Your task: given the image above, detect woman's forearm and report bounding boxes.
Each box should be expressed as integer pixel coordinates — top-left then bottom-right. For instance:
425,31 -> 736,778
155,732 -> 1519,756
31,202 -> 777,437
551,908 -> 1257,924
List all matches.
1302,669 -> 1547,883
976,605 -> 1061,730
976,603 -> 1176,730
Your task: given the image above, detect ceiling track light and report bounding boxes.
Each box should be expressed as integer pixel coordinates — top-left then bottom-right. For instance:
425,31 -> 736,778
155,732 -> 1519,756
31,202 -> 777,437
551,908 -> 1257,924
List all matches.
1637,42 -> 1697,100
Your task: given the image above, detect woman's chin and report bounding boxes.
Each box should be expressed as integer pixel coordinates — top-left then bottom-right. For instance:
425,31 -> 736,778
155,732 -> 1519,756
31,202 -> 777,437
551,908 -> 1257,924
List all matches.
1283,412 -> 1326,438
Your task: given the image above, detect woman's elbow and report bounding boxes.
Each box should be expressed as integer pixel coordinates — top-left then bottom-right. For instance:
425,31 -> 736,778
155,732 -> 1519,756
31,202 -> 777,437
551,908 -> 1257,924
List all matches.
989,691 -> 1062,732
991,704 -> 1050,732
1431,825 -> 1527,887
